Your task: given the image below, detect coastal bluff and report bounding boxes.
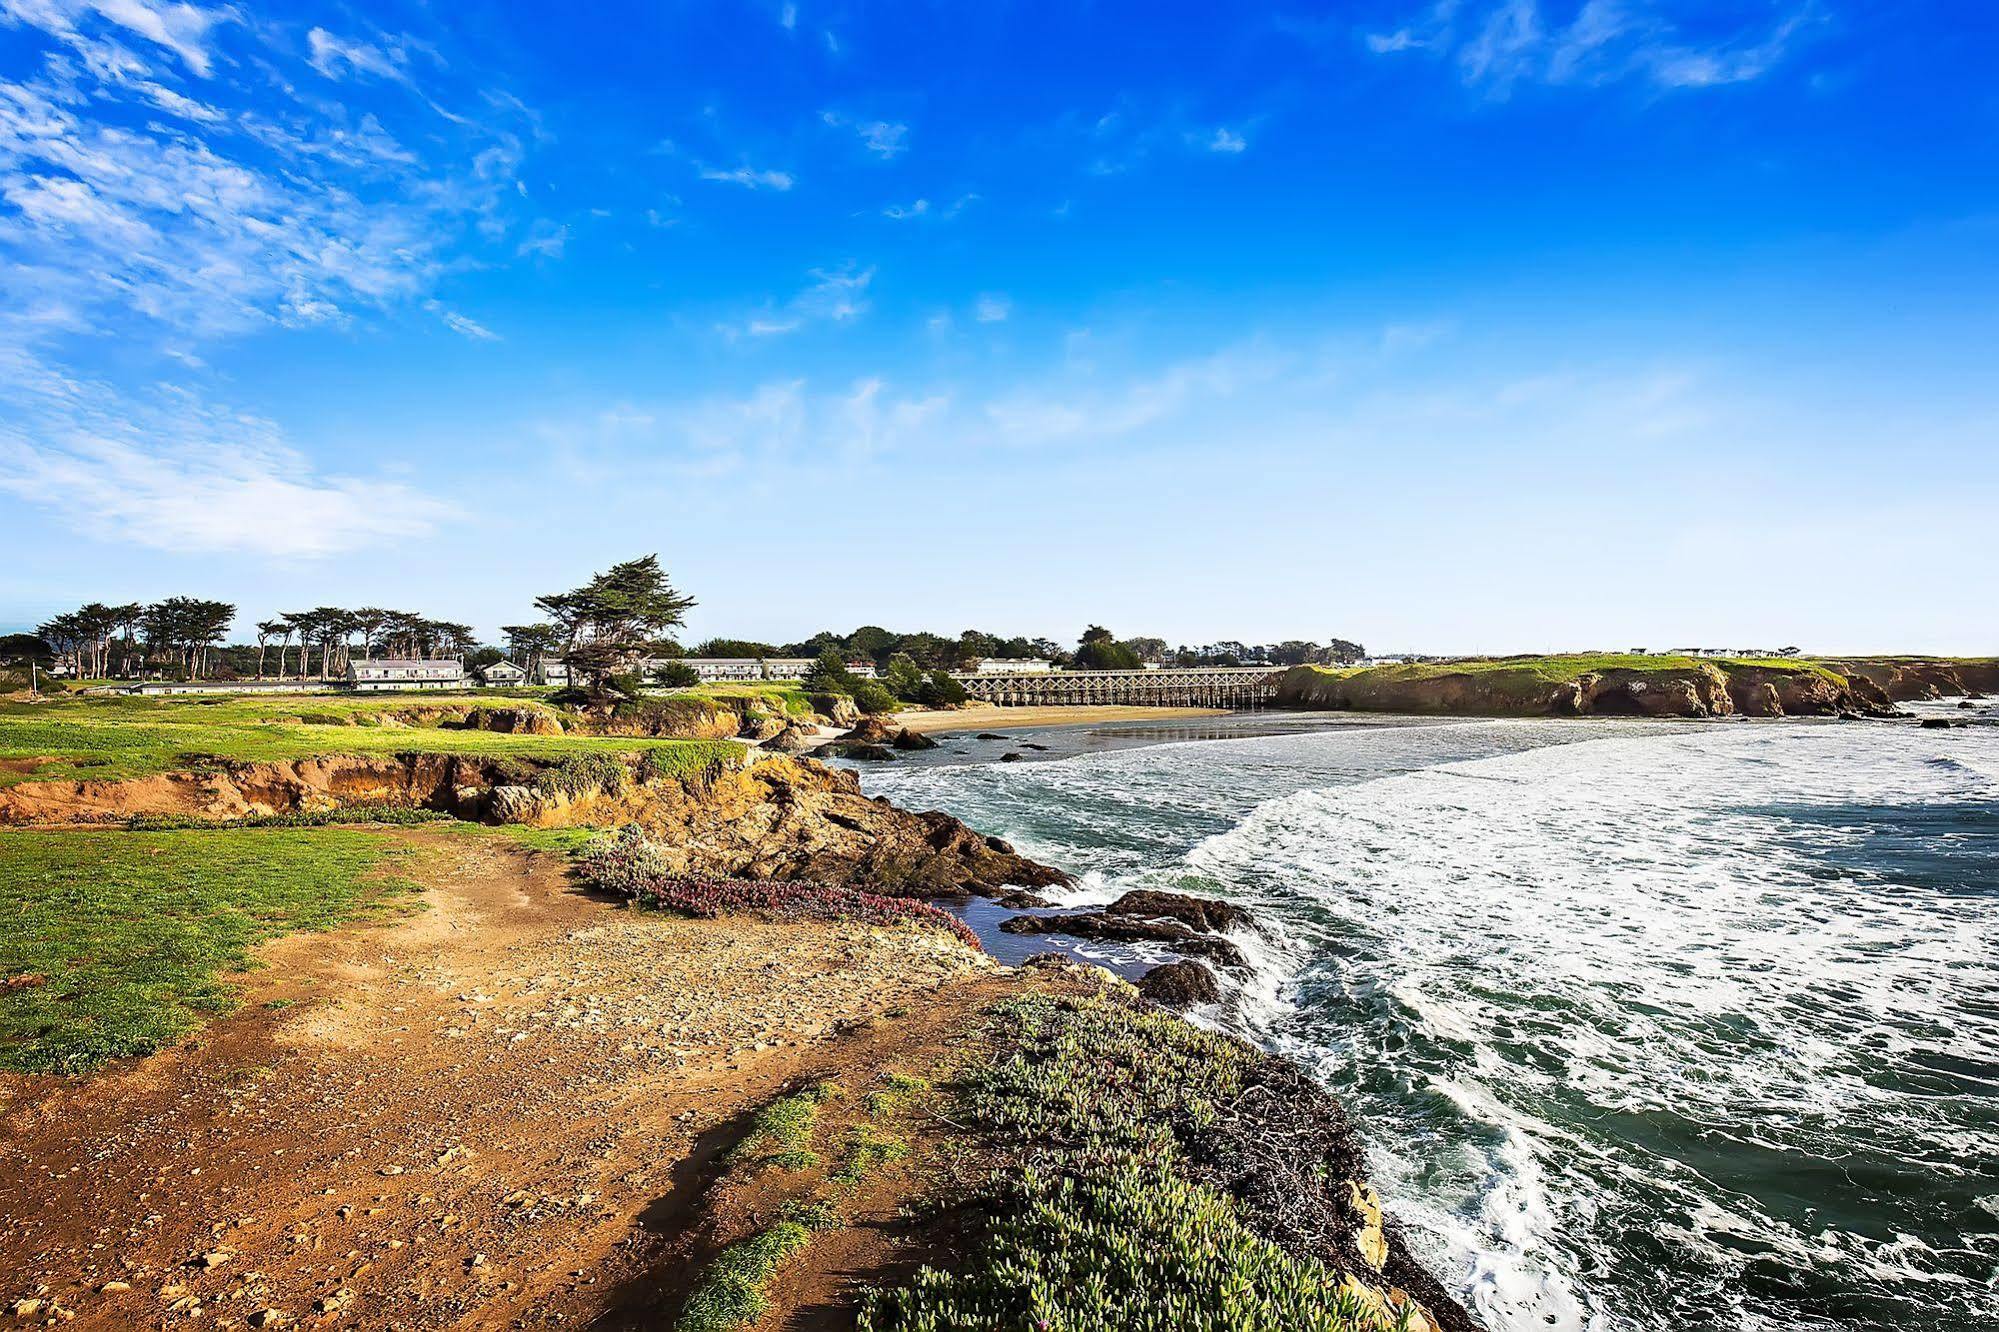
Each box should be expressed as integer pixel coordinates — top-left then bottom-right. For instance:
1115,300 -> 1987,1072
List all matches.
1274,654 -> 1997,719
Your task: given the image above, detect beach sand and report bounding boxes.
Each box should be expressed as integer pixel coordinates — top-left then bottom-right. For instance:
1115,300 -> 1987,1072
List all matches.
894,703 -> 1229,735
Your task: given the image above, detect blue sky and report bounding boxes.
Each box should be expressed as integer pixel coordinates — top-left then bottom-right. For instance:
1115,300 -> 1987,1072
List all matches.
2,0 -> 1995,654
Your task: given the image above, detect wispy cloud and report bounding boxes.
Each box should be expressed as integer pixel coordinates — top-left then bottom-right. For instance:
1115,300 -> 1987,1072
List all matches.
306,26 -> 412,84
821,110 -> 909,159
516,220 -> 568,259
1199,126 -> 1248,153
0,5 -> 537,341
881,192 -> 976,221
1363,0 -> 1821,97
974,293 -> 1011,323
697,162 -> 795,190
426,302 -> 500,341
720,262 -> 874,339
0,353 -> 455,556
0,1 -> 536,555
2,0 -> 236,77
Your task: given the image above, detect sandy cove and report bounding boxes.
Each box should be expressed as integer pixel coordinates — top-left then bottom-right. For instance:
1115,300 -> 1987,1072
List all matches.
892,702 -> 1228,734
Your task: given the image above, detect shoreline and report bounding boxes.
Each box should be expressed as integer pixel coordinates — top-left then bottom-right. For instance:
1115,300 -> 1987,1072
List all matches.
893,702 -> 1230,734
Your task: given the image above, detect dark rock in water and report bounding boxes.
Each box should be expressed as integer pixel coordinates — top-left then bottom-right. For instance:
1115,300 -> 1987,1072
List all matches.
841,716 -> 901,744
994,888 -> 1053,909
999,752 -> 1025,762
975,732 -> 1012,740
823,740 -> 899,760
1920,717 -> 1960,729
1108,888 -> 1256,936
891,728 -> 939,750
1000,910 -> 1251,974
1961,700 -> 1978,709
1137,959 -> 1220,1009
1019,742 -> 1049,751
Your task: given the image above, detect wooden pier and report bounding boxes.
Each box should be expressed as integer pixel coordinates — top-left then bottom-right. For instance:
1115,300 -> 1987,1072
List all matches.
951,666 -> 1284,708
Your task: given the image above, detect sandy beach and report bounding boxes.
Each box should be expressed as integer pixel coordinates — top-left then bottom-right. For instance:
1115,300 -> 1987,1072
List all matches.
893,703 -> 1230,734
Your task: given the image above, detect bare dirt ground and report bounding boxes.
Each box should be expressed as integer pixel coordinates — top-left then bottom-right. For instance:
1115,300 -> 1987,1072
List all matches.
0,831 -> 1024,1330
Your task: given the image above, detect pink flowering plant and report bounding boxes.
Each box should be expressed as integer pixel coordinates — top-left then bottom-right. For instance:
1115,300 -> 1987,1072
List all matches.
579,825 -> 979,950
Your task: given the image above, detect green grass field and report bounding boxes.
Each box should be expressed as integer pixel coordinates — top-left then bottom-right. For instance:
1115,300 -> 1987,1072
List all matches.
0,691 -> 747,789
0,827 -> 427,1073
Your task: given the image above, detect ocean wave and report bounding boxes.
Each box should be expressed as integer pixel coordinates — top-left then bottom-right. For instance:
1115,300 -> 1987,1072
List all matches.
860,718 -> 1999,1331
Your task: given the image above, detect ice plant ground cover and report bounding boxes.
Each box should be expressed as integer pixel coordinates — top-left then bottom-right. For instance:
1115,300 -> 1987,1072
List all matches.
579,825 -> 980,949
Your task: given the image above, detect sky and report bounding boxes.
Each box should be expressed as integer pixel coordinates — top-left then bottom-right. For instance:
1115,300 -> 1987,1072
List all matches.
1,0 -> 1995,655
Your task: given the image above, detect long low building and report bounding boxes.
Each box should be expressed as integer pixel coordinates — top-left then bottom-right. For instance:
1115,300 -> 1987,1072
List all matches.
348,658 -> 465,691
670,657 -> 819,682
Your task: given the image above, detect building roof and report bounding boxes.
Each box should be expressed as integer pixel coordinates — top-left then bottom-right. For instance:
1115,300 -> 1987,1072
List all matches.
353,659 -> 462,670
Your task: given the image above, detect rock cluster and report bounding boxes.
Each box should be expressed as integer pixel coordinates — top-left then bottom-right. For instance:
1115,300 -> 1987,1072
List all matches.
1000,888 -> 1254,974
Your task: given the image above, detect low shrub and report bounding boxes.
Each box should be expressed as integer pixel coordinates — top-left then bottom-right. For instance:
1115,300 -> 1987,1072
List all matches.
675,1220 -> 813,1332
851,680 -> 898,715
127,806 -> 453,831
528,752 -> 629,800
858,1159 -> 1402,1332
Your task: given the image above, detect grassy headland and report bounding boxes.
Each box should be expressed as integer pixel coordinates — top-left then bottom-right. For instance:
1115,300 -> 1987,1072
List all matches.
1275,653 -> 1997,718
0,826 -> 424,1073
0,690 -> 758,789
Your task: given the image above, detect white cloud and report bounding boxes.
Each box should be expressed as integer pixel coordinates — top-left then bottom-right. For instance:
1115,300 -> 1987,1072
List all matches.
0,359 -> 456,556
306,26 -> 411,84
1362,0 -> 1819,97
1202,126 -> 1247,153
516,220 -> 567,258
973,293 -> 1011,323
779,2 -> 797,30
431,305 -> 499,341
882,192 -> 975,221
1,0 -> 237,77
0,9 -> 536,342
722,262 -> 874,338
697,163 -> 794,190
821,109 -> 908,159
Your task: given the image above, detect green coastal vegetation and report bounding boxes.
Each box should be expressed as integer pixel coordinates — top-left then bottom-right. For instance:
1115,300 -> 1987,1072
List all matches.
663,986 -> 1436,1332
857,990 -> 1423,1332
0,827 -> 424,1073
0,690 -> 744,789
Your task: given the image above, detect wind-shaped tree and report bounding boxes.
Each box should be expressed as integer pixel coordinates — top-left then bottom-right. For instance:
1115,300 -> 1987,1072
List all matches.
535,555 -> 695,700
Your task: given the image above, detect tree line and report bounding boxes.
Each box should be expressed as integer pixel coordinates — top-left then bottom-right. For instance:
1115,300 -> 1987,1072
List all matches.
25,601 -> 480,681
678,626 -> 1369,671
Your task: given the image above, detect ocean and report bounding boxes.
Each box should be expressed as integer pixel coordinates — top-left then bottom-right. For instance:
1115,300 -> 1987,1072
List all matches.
850,701 -> 1999,1332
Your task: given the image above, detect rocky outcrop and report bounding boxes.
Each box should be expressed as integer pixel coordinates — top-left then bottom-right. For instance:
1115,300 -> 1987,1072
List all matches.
1107,888 -> 1256,935
1136,959 -> 1221,1009
1823,658 -> 1999,702
506,755 -> 1069,899
1000,889 -> 1254,973
821,719 -> 938,758
0,749 -> 1069,899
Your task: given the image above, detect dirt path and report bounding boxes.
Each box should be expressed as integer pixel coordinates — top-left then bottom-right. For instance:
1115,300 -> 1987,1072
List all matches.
0,832 -> 1008,1329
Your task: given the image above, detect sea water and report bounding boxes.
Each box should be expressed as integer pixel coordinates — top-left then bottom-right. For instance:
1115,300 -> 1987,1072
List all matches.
854,703 -> 1999,1332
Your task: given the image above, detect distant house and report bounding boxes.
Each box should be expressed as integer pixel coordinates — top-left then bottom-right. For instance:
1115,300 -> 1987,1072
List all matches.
475,659 -> 527,687
844,660 -> 878,679
348,658 -> 464,692
975,658 -> 1053,674
536,661 -> 571,687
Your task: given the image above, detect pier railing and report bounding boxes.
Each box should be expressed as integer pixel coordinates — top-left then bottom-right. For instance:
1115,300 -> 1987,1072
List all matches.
950,666 -> 1284,708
